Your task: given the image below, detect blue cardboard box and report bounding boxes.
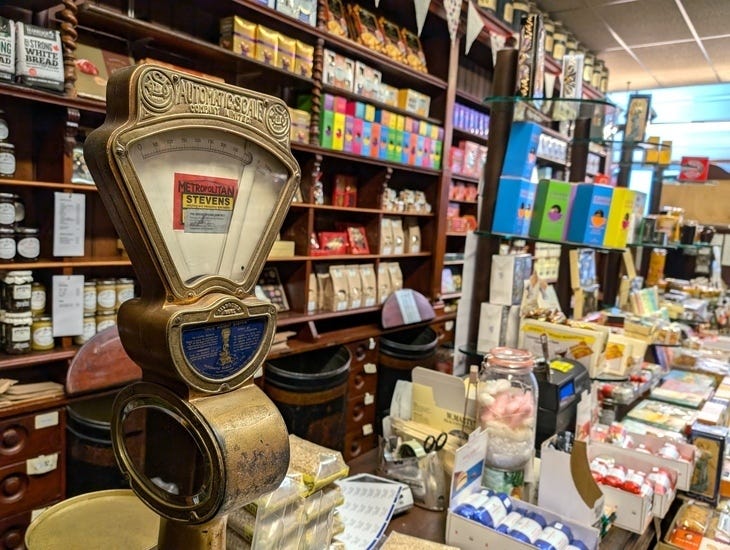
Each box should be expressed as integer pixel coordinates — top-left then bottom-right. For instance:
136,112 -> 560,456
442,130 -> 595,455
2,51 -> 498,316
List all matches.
492,176 -> 538,236
566,183 -> 614,245
502,121 -> 542,179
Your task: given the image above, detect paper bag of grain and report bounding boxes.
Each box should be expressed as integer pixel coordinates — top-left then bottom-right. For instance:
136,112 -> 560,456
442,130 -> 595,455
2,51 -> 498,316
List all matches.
0,17 -> 15,82
15,22 -> 64,91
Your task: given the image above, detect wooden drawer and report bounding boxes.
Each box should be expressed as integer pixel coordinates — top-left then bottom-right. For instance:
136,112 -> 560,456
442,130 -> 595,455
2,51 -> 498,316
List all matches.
344,431 -> 377,462
345,393 -> 376,433
345,338 -> 378,369
0,502 -> 58,550
0,410 -> 65,469
0,453 -> 65,518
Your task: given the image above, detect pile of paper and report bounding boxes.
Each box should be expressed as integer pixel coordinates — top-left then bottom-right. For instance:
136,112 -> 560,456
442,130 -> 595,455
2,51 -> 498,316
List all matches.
0,379 -> 64,408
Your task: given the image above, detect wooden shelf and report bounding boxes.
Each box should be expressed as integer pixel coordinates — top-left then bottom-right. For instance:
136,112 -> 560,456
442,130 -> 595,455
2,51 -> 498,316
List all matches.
75,3 -> 314,87
289,203 -> 435,217
440,291 -> 462,300
452,127 -> 488,144
0,258 -> 132,270
0,81 -> 106,114
443,259 -> 464,266
446,231 -> 469,237
276,306 -> 383,328
0,348 -> 78,372
455,89 -> 489,111
321,84 -> 443,126
308,252 -> 431,261
447,198 -> 478,205
0,178 -> 98,192
450,173 -> 480,184
291,142 -> 442,176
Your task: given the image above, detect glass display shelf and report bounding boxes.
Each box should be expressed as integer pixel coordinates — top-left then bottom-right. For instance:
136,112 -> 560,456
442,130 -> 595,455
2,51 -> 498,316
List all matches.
628,240 -> 715,251
474,230 -> 625,253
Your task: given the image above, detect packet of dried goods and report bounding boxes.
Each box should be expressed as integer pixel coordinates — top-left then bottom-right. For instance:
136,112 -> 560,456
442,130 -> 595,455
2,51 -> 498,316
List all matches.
15,22 -> 64,91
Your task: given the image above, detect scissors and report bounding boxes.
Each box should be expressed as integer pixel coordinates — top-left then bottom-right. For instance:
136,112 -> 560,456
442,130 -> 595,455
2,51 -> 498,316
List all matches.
423,432 -> 447,453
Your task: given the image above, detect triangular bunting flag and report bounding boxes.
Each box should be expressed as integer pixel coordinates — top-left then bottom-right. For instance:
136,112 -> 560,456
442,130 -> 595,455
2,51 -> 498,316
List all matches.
466,0 -> 485,55
414,0 -> 430,36
444,0 -> 461,42
375,0 -> 380,6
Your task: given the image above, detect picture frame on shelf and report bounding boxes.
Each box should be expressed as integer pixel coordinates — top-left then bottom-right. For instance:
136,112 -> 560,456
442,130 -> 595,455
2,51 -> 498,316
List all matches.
624,94 -> 651,143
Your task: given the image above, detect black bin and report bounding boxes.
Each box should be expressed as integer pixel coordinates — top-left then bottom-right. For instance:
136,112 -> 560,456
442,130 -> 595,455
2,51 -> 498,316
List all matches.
264,346 -> 351,452
377,326 -> 438,425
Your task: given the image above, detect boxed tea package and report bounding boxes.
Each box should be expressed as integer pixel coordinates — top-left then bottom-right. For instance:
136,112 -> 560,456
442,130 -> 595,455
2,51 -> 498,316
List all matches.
254,25 -> 278,66
604,187 -> 637,248
74,42 -> 134,101
566,183 -> 613,245
0,17 -> 15,82
219,16 -> 256,56
294,40 -> 314,78
491,176 -> 537,236
15,22 -> 64,91
529,179 -> 575,241
359,264 -> 377,307
276,35 -> 296,72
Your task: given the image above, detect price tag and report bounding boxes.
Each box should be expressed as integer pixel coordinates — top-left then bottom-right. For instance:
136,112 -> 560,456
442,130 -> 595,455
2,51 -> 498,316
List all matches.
27,453 -> 58,475
364,392 -> 374,406
363,363 -> 377,374
35,411 -> 59,430
395,289 -> 421,324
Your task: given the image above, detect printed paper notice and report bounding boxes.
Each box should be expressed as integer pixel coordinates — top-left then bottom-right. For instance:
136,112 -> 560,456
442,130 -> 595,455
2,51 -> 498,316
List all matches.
335,480 -> 401,550
395,289 -> 421,324
53,192 -> 85,256
52,275 -> 84,337
173,173 -> 238,233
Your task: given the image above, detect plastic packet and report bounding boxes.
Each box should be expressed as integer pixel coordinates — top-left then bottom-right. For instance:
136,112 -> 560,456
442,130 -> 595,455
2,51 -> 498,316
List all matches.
249,475 -> 305,549
622,469 -> 646,494
288,434 -> 349,495
675,501 -> 712,534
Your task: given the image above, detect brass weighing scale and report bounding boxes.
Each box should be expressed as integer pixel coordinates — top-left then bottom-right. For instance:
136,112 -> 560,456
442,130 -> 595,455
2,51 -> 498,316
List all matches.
26,65 -> 300,549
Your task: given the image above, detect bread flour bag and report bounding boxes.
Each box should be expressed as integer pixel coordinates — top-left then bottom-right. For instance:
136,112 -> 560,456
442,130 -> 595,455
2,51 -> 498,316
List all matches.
16,22 -> 64,91
0,17 -> 15,82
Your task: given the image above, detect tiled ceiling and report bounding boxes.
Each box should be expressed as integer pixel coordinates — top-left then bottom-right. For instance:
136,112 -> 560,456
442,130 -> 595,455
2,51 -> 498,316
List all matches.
535,0 -> 730,92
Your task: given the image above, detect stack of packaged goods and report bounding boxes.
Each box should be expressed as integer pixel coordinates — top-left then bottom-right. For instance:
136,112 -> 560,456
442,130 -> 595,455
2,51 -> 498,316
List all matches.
226,435 -> 348,549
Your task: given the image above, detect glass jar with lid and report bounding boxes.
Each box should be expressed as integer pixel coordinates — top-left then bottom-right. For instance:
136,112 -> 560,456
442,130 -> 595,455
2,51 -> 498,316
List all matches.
30,281 -> 46,316
115,277 -> 135,309
600,66 -> 609,93
83,280 -> 97,314
0,226 -> 15,261
501,0 -> 513,26
583,53 -> 595,83
592,59 -> 604,89
477,347 -> 538,472
0,192 -> 15,226
511,1 -> 530,32
0,143 -> 15,178
0,109 -> 9,141
2,270 -> 33,312
96,309 -> 117,333
565,34 -> 578,57
3,310 -> 32,354
31,315 -> 54,351
96,279 -> 117,311
15,227 -> 40,261
543,18 -> 555,56
74,312 -> 97,345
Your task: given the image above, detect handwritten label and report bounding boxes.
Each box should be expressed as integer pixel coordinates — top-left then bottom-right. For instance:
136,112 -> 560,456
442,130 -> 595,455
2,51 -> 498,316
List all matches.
364,392 -> 374,406
27,453 -> 58,475
363,363 -> 377,374
34,411 -> 59,430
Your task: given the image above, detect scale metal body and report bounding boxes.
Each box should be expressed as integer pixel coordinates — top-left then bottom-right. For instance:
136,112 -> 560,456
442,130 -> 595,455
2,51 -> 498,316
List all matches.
27,64 -> 300,549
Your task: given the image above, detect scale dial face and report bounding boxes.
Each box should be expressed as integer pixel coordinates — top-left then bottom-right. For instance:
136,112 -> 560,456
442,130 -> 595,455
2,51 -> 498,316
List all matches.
123,125 -> 288,290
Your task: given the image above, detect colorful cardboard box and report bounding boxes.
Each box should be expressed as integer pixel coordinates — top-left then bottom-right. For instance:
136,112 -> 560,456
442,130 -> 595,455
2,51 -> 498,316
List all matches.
492,176 -> 537,236
566,183 -> 614,245
604,187 -> 637,248
502,121 -> 542,180
529,179 -> 575,241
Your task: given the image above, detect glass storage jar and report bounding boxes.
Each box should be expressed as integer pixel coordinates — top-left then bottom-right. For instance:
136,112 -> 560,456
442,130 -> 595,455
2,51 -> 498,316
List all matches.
73,312 -> 97,345
2,270 -> 33,312
83,280 -> 97,314
477,347 -> 538,471
31,315 -> 54,351
30,281 -> 46,315
14,227 -> 39,261
543,18 -> 555,56
96,279 -> 116,311
3,310 -> 32,354
0,143 -> 15,178
0,226 -> 15,261
551,24 -> 566,60
0,192 -> 15,226
115,278 -> 135,309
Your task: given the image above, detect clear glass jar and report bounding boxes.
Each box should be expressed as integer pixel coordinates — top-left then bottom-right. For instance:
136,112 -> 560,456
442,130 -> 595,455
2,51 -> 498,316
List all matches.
583,53 -> 595,83
15,227 -> 39,261
543,18 -> 555,56
0,109 -> 9,141
477,347 -> 538,471
592,59 -> 604,89
600,66 -> 609,93
96,309 -> 117,333
0,226 -> 15,261
31,315 -> 54,351
12,193 -> 24,224
3,310 -> 32,354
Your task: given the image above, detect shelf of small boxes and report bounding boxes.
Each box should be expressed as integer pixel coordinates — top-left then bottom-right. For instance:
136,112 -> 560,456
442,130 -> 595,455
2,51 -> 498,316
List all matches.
452,103 -> 489,143
446,180 -> 478,235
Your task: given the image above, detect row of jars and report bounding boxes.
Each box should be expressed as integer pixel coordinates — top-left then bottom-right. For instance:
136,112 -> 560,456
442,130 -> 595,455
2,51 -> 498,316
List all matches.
476,0 -> 609,93
0,271 -> 135,354
0,110 -> 15,178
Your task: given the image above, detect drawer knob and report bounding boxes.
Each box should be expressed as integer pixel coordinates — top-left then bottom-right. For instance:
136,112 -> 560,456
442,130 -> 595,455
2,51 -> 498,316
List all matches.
1,475 -> 24,498
1,427 -> 22,450
2,527 -> 22,548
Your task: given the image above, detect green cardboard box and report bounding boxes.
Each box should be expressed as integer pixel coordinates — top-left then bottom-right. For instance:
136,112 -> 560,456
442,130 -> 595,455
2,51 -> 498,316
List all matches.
529,179 -> 575,241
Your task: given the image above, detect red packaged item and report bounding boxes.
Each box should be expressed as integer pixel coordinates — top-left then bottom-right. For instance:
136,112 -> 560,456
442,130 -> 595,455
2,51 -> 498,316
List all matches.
603,464 -> 627,488
318,231 -> 349,255
640,479 -> 654,498
658,442 -> 681,460
589,456 -> 611,483
622,468 -> 646,494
